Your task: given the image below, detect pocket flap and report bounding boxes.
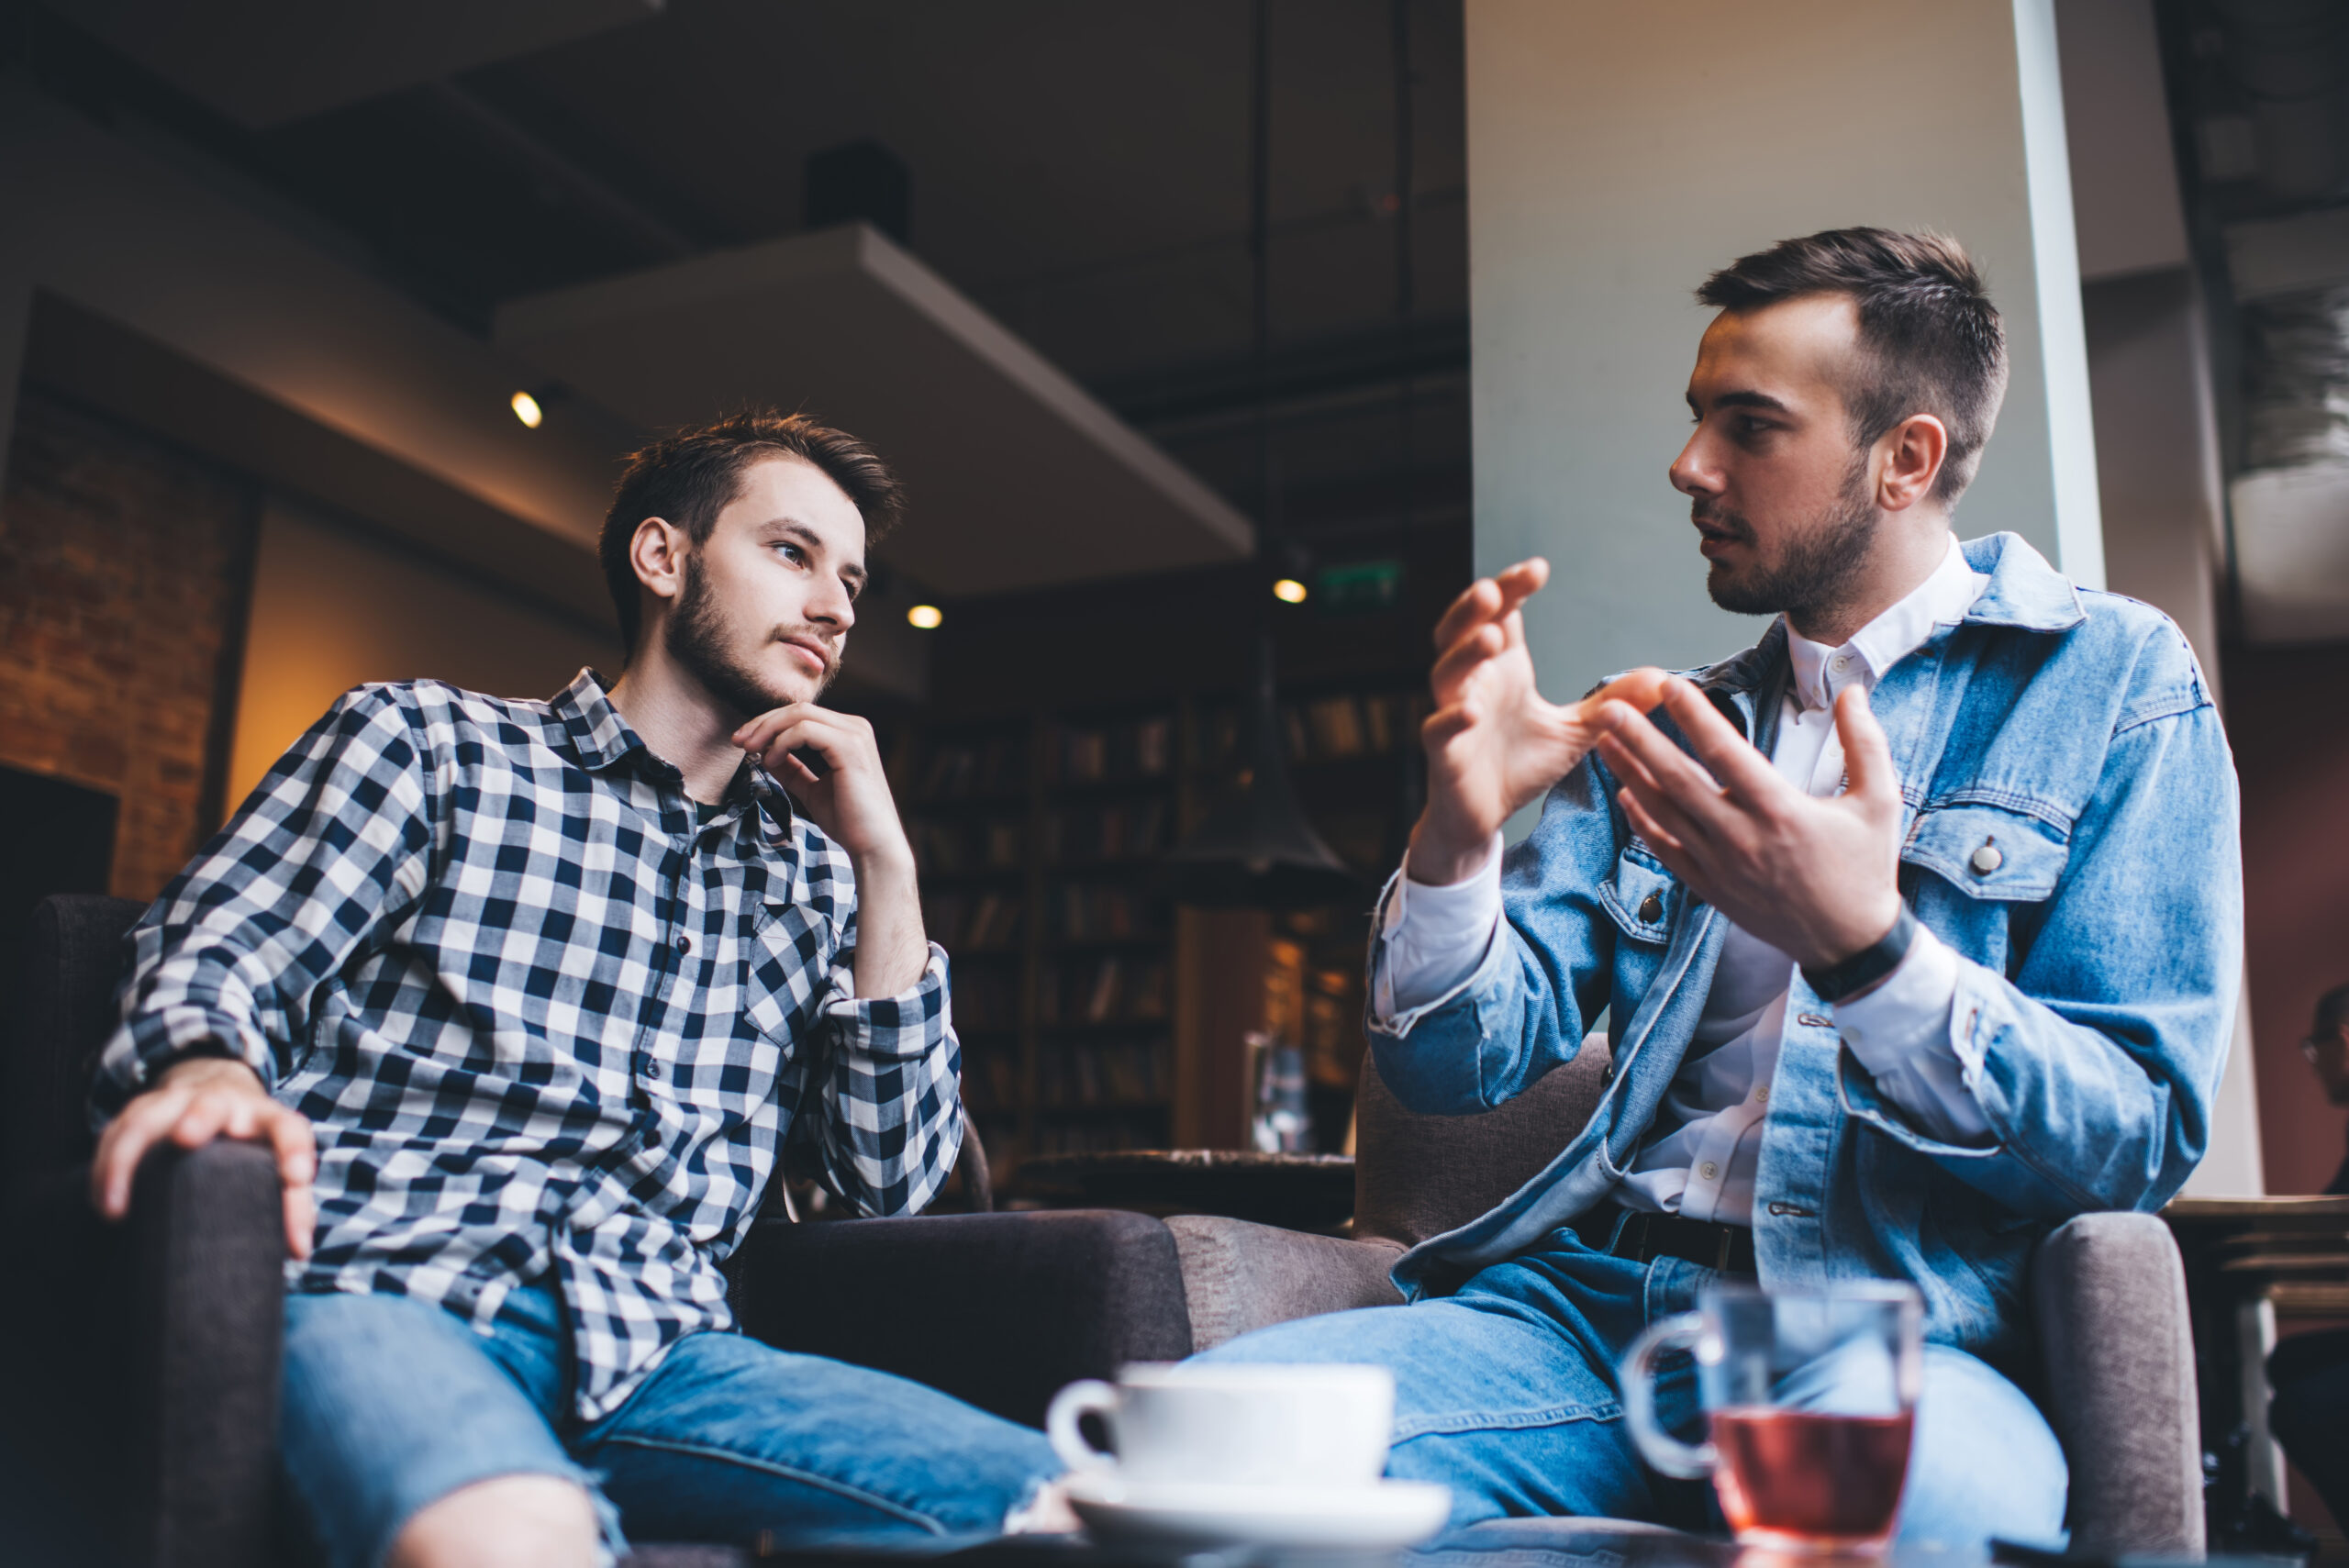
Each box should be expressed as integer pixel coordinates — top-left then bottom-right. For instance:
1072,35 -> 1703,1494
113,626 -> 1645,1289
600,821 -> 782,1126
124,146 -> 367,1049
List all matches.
1902,804 -> 2068,902
1599,846 -> 1678,941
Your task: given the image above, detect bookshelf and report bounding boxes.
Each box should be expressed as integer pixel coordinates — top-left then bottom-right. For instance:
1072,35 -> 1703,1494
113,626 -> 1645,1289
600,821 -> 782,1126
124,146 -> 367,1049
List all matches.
900,679 -> 1427,1170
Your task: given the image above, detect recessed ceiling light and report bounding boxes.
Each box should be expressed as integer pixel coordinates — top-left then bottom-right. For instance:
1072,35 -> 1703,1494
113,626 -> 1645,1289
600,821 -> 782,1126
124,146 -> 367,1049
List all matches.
907,604 -> 943,629
510,390 -> 544,429
1272,578 -> 1308,604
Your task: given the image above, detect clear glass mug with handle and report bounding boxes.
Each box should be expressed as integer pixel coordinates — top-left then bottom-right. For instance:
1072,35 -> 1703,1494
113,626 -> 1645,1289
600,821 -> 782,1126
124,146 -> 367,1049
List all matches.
1620,1280 -> 1924,1554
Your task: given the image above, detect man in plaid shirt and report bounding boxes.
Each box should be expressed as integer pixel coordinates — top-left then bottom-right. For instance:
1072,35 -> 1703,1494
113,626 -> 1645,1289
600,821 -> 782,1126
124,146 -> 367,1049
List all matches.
89,413 -> 1059,1568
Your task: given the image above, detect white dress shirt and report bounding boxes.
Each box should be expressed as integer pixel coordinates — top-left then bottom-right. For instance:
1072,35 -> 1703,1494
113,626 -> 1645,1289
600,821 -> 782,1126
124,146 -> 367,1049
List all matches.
1374,534 -> 1994,1227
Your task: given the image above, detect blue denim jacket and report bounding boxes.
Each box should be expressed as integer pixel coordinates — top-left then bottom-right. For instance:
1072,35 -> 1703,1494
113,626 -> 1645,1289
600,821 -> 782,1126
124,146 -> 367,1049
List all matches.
1368,533 -> 2242,1370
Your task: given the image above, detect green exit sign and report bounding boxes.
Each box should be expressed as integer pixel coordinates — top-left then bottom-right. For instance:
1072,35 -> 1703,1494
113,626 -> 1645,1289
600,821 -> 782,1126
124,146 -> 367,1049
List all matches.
1316,558 -> 1403,615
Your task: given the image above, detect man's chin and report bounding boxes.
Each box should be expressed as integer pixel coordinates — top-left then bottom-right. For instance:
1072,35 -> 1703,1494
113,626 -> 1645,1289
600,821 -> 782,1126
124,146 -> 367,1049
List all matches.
1706,561 -> 1776,617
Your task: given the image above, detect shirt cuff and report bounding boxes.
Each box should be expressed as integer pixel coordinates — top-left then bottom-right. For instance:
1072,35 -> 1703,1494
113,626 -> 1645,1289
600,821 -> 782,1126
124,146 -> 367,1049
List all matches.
1831,922 -> 1991,1142
818,940 -> 954,1060
1374,834 -> 1505,1019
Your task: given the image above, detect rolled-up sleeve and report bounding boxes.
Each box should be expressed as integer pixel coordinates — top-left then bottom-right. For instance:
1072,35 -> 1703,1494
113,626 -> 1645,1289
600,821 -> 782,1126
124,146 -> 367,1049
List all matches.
807,922 -> 962,1218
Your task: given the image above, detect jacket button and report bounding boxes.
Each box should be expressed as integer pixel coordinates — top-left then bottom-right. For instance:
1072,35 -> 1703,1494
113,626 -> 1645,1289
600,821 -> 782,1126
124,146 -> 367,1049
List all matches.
1638,892 -> 1664,923
1970,840 -> 2003,875
1601,1061 -> 1617,1085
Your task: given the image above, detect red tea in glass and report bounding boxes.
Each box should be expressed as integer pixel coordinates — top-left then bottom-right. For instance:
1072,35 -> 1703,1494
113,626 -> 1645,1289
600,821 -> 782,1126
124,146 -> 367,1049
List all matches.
1709,1406 -> 1916,1550
1621,1282 -> 1923,1553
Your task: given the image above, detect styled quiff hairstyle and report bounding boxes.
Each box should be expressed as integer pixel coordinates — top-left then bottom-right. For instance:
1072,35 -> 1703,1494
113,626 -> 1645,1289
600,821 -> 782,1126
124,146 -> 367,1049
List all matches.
1697,228 -> 2009,506
598,409 -> 904,654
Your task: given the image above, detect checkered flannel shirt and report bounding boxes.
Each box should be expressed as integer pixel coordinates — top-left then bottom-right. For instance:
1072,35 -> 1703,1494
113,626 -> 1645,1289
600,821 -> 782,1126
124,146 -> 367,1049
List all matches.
92,669 -> 961,1420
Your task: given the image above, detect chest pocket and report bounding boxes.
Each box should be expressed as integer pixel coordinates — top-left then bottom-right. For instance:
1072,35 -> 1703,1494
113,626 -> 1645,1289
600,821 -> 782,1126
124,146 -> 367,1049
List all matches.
740,901 -> 835,1044
1900,803 -> 2070,902
1599,845 -> 1679,944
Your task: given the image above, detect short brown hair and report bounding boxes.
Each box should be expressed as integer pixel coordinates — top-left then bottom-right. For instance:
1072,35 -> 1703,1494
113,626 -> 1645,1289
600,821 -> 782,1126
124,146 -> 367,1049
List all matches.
599,409 -> 905,653
1697,228 -> 2009,506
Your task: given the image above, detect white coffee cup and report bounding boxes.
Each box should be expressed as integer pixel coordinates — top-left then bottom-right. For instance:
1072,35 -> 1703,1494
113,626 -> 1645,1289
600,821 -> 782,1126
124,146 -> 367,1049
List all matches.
1045,1362 -> 1396,1490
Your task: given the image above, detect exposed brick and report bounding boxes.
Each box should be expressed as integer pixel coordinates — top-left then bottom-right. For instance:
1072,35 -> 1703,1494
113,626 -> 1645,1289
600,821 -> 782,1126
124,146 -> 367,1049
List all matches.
1,393 -> 254,904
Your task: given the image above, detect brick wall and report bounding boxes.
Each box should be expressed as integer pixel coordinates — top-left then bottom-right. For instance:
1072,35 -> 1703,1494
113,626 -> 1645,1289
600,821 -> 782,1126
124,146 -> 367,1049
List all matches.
0,391 -> 256,904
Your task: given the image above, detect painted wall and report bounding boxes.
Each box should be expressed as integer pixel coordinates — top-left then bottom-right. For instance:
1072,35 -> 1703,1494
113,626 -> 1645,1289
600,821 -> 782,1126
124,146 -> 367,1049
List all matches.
227,496 -> 618,811
1464,0 -> 2102,701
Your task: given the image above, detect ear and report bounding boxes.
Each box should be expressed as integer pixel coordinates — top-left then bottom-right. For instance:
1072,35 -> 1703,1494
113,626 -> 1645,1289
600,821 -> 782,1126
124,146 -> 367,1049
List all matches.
629,517 -> 690,609
1875,414 -> 1949,513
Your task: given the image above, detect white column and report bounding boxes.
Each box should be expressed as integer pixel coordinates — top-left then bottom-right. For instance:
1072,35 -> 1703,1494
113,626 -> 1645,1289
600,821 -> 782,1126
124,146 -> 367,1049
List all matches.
1466,0 -> 2103,698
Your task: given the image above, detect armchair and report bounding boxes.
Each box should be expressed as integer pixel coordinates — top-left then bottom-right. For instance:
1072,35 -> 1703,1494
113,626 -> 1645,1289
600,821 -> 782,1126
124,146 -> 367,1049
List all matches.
1165,1047 -> 2208,1556
0,895 -> 1189,1565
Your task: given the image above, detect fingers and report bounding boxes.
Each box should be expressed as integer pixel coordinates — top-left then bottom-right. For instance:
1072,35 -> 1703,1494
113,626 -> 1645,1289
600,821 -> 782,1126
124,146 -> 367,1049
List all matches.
736,706 -> 868,775
1431,559 -> 1549,651
1831,684 -> 1898,805
91,1092 -> 178,1219
1653,678 -> 1782,803
268,1107 -> 318,1261
1592,708 -> 1734,834
1429,621 -> 1506,702
1575,667 -> 1673,721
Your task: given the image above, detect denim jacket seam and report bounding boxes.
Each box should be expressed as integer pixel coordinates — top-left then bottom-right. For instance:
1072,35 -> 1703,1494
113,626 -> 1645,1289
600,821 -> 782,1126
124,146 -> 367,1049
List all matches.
2110,690 -> 2213,740
1913,786 -> 2076,837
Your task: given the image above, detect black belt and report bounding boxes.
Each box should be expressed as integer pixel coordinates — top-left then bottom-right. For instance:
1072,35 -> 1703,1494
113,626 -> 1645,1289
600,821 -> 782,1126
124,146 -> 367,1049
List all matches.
1572,1202 -> 1757,1277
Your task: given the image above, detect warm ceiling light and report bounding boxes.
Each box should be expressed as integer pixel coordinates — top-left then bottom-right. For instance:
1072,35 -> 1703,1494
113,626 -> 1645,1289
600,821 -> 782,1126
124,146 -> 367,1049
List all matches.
907,604 -> 944,629
510,390 -> 544,428
1272,577 -> 1308,604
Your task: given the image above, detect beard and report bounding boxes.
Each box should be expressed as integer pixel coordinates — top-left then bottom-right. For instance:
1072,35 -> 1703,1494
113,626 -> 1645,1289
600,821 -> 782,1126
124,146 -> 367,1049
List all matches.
662,553 -> 839,723
1700,455 -> 1879,620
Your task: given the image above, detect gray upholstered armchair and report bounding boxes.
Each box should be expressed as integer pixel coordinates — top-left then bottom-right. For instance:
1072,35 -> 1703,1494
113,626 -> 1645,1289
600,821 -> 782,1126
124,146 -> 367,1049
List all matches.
1166,1047 -> 2208,1557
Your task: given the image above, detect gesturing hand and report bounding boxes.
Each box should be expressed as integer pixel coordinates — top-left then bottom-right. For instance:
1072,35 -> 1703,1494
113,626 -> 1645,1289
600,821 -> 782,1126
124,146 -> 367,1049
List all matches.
1408,558 -> 1672,885
92,1055 -> 316,1260
733,705 -> 913,871
1593,678 -> 1905,971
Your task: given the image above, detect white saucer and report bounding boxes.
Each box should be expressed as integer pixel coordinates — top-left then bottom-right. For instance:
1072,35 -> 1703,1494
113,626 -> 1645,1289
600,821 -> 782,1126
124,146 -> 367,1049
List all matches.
1064,1473 -> 1453,1551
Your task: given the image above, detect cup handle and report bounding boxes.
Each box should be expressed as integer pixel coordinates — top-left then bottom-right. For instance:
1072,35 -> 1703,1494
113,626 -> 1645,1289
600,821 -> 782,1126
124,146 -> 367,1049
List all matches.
1045,1380 -> 1120,1473
1620,1311 -> 1718,1481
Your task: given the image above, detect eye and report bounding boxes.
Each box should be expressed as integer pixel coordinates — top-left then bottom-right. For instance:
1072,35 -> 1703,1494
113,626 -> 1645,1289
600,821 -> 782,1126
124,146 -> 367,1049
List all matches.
773,540 -> 807,567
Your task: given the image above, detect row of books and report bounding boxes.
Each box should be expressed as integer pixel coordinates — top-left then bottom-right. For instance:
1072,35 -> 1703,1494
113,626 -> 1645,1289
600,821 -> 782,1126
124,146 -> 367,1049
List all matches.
1200,690 -> 1426,768
923,890 -> 1024,951
951,965 -> 1021,1034
1031,1111 -> 1171,1156
1037,954 -> 1170,1028
962,1044 -> 1020,1116
1038,1036 -> 1170,1109
913,817 -> 1024,877
1040,799 -> 1167,864
1048,714 -> 1174,784
917,736 -> 1026,799
1049,882 -> 1162,943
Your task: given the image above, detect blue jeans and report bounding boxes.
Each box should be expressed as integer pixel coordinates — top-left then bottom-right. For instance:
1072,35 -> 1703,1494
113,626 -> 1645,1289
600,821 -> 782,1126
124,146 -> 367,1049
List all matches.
1197,1229 -> 2067,1552
280,1285 -> 1059,1568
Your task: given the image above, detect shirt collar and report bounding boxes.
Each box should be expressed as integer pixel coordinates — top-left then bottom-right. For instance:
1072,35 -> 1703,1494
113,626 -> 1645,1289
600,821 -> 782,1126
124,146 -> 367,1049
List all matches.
552,667 -> 651,771
1786,533 -> 1989,712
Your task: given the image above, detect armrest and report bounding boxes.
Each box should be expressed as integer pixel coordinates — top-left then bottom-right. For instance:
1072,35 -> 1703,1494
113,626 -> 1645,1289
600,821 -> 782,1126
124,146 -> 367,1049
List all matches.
2,1143 -> 284,1568
1164,1216 -> 1405,1351
734,1209 -> 1193,1428
2032,1210 -> 2202,1556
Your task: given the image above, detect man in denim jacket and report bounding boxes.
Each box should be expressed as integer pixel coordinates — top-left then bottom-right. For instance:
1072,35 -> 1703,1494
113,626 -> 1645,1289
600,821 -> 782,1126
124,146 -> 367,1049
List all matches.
1203,229 -> 2240,1549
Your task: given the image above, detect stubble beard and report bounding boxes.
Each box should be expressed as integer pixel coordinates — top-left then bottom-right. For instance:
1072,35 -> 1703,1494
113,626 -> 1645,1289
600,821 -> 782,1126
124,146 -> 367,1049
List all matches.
1701,454 -> 1880,622
663,553 -> 839,725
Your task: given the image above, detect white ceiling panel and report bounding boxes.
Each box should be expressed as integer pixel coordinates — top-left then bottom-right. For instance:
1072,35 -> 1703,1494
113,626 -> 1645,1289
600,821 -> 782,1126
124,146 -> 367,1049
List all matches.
494,223 -> 1255,597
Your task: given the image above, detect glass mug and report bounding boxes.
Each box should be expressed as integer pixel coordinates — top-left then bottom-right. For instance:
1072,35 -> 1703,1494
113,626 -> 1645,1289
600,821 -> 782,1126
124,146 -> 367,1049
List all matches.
1621,1281 -> 1923,1553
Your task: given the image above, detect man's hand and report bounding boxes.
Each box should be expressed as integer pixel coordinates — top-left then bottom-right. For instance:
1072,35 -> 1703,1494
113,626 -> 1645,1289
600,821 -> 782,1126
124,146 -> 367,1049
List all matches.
1593,677 -> 1905,970
91,1055 -> 316,1260
1409,558 -> 1673,885
734,704 -> 928,996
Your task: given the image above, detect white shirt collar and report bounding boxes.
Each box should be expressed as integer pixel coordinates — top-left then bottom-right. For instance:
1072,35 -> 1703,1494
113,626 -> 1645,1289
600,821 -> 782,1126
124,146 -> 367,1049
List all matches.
1786,533 -> 1988,712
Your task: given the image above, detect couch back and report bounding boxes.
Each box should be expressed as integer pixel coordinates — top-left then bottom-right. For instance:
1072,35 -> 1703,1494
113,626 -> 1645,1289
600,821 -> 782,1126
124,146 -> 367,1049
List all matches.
1352,1036 -> 1612,1248
5,894 -> 145,1184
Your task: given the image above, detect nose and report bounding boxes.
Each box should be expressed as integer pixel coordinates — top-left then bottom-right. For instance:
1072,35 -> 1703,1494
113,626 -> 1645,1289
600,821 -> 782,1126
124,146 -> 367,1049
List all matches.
807,572 -> 857,633
1669,424 -> 1721,500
